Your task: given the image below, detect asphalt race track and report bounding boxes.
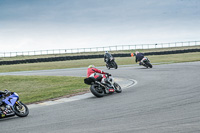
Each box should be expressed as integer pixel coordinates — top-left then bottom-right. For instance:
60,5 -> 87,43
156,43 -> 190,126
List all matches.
0,62 -> 200,133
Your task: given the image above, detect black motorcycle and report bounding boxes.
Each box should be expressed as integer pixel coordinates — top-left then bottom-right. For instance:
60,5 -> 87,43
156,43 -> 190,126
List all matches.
106,57 -> 118,69
0,90 -> 29,119
84,74 -> 122,97
141,57 -> 153,68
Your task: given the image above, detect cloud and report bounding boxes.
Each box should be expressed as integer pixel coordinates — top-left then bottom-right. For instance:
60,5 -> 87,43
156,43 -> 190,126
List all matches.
0,0 -> 200,52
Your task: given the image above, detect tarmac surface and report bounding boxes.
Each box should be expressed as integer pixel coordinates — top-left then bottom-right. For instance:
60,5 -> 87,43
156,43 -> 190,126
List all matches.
0,62 -> 200,133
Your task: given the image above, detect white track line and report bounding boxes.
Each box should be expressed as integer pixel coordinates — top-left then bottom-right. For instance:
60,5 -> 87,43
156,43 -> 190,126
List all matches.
28,78 -> 138,108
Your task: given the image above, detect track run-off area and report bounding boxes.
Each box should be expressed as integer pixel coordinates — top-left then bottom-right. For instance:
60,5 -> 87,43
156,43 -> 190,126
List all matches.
0,62 -> 200,133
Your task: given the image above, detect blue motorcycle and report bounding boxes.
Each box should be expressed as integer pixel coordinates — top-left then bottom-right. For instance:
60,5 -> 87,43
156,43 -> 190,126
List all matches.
0,90 -> 29,118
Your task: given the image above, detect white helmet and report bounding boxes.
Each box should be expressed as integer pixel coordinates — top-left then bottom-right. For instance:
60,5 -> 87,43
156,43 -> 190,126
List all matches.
135,51 -> 139,55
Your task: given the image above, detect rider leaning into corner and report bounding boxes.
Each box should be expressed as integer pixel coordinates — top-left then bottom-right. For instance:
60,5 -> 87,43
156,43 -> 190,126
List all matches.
0,90 -> 13,115
135,51 -> 145,65
104,51 -> 113,64
87,65 -> 111,84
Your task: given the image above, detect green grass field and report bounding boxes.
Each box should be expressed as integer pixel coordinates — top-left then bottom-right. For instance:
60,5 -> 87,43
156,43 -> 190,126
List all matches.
0,76 -> 88,104
0,52 -> 200,73
0,51 -> 200,104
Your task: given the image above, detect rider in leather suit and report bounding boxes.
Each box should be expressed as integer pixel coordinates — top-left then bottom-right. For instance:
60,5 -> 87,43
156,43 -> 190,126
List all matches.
135,51 -> 144,65
104,51 -> 113,65
87,65 -> 111,84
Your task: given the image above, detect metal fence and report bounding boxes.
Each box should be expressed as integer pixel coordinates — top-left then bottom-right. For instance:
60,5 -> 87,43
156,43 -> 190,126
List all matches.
0,41 -> 200,57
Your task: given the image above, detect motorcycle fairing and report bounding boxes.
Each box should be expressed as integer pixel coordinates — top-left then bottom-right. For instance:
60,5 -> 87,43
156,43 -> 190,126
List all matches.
3,93 -> 19,106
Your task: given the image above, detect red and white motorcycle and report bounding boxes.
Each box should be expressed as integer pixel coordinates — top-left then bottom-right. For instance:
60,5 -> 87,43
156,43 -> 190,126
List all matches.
84,74 -> 122,97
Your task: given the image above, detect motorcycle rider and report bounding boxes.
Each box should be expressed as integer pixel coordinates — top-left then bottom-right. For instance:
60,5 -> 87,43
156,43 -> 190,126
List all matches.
87,65 -> 111,84
104,51 -> 113,65
0,90 -> 13,115
135,51 -> 145,65
0,90 -> 7,107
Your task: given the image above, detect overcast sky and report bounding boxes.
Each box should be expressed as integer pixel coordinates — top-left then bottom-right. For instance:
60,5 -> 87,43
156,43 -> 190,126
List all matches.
0,0 -> 200,52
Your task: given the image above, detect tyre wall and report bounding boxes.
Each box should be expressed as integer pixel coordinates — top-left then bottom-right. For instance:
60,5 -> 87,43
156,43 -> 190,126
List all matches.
0,48 -> 200,65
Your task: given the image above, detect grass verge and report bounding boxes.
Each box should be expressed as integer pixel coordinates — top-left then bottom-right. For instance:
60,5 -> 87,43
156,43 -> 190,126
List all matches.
0,52 -> 200,73
0,76 -> 88,104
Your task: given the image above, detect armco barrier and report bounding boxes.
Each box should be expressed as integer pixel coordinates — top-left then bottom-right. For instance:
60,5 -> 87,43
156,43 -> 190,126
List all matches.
1,41 -> 200,58
0,48 -> 200,65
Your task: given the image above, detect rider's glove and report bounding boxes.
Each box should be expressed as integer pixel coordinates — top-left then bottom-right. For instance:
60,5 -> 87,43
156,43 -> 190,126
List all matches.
106,73 -> 112,76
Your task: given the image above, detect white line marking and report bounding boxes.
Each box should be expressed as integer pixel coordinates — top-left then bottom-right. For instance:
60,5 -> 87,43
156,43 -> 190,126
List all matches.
28,78 -> 138,109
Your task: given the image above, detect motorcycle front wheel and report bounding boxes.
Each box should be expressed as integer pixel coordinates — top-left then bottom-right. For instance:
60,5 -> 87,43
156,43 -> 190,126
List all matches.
13,101 -> 29,117
114,62 -> 118,69
90,84 -> 105,98
114,82 -> 122,93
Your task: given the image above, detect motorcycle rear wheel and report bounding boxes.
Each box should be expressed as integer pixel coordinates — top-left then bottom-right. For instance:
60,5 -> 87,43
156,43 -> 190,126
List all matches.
106,64 -> 110,69
146,62 -> 153,68
90,84 -> 105,97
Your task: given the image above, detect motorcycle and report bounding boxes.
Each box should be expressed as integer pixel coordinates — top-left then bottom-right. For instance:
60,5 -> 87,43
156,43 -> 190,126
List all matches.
0,90 -> 29,119
84,74 -> 122,97
106,57 -> 118,69
140,57 -> 153,68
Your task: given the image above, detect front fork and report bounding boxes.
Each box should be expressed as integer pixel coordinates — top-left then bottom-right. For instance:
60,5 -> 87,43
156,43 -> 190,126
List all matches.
15,101 -> 23,109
